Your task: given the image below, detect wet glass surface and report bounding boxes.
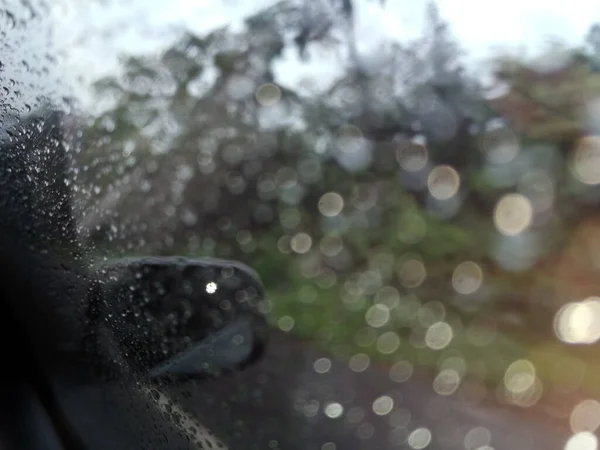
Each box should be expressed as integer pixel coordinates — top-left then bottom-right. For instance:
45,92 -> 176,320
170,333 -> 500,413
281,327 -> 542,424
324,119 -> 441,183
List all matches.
4,0 -> 600,449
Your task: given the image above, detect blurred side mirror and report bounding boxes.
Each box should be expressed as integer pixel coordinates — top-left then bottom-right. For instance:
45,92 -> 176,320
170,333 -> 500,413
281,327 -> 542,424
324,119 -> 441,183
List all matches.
92,256 -> 269,381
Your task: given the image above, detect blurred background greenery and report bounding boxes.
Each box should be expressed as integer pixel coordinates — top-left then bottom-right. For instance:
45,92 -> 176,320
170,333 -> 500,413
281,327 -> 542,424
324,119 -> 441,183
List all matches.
70,0 -> 600,412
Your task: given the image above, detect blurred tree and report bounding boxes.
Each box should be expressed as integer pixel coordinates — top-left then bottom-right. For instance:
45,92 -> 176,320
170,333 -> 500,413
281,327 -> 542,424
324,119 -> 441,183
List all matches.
67,1 -> 600,396
72,2 -> 502,351
490,44 -> 600,146
75,0 -> 486,254
586,23 -> 600,61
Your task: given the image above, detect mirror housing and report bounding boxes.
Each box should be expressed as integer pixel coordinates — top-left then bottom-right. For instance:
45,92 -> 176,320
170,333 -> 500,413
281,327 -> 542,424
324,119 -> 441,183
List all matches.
92,256 -> 269,380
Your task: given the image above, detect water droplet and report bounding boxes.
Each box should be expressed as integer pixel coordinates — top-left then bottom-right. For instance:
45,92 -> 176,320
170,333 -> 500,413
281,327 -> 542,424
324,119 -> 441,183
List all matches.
565,432 -> 597,450
425,322 -> 453,350
493,193 -> 533,236
349,353 -> 370,372
324,402 -> 344,419
573,136 -> 600,185
389,360 -> 413,383
313,357 -> 332,374
365,304 -> 390,328
278,316 -> 295,332
318,192 -> 344,217
427,165 -> 460,200
255,83 -> 281,106
408,427 -> 432,449
372,395 -> 394,416
452,261 -> 483,295
570,399 -> 600,433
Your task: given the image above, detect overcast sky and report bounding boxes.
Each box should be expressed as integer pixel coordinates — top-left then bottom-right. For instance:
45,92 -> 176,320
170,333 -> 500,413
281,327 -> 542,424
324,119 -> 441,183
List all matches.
50,0 -> 600,104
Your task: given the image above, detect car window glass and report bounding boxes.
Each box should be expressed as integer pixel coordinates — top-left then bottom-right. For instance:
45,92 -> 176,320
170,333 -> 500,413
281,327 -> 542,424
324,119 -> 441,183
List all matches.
5,1 -> 600,449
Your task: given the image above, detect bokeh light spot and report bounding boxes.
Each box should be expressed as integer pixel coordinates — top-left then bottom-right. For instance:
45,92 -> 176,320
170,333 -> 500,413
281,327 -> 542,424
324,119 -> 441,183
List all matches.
324,402 -> 344,419
493,193 -> 533,236
365,304 -> 391,328
570,399 -> 600,433
291,232 -> 312,254
452,261 -> 483,295
554,297 -> 600,344
313,357 -> 332,374
399,259 -> 427,288
504,359 -> 536,395
255,83 -> 281,106
397,139 -> 429,172
372,395 -> 394,416
481,125 -> 520,164
408,427 -> 432,449
389,360 -> 414,383
427,165 -> 460,200
565,432 -> 597,450
573,136 -> 600,185
425,322 -> 453,350
318,192 -> 344,217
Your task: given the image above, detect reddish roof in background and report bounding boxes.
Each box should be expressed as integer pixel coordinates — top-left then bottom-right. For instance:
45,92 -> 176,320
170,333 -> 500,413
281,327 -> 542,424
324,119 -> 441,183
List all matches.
486,52 -> 593,141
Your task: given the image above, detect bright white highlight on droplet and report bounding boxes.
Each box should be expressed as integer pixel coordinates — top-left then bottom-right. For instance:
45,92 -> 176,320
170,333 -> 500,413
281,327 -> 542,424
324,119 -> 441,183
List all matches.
565,432 -> 598,450
493,193 -> 533,236
555,297 -> 600,344
324,402 -> 344,419
206,282 -> 218,294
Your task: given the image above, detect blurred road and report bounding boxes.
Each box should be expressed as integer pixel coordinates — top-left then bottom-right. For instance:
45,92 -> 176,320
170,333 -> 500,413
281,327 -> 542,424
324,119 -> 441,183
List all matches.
53,330 -> 571,450
175,331 -> 570,450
